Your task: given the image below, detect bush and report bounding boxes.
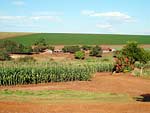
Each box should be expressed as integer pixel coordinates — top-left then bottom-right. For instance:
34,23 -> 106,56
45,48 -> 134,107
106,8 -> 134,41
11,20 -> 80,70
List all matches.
122,41 -> 150,64
62,46 -> 80,53
0,40 -> 32,54
32,38 -> 54,52
81,45 -> 92,51
32,45 -> 47,53
113,41 -> 150,73
47,46 -> 55,51
75,51 -> 85,59
90,45 -> 102,57
0,50 -> 11,61
34,38 -> 47,46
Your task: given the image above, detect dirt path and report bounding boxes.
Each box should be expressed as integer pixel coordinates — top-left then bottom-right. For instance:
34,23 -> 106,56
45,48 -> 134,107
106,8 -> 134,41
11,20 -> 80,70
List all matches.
0,73 -> 150,113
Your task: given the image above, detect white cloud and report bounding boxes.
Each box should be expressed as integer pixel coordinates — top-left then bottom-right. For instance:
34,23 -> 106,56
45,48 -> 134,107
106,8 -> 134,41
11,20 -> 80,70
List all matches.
0,15 -> 62,23
82,10 -> 134,22
81,10 -> 95,15
0,16 -> 26,20
96,23 -> 113,29
12,0 -> 25,6
32,11 -> 64,16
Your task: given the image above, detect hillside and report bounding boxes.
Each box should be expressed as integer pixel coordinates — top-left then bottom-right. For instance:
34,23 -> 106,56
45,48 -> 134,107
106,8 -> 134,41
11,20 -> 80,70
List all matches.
0,32 -> 34,39
0,33 -> 150,45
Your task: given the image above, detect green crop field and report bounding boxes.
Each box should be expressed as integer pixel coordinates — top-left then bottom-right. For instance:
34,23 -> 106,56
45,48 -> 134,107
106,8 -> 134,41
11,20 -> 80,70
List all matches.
1,33 -> 150,46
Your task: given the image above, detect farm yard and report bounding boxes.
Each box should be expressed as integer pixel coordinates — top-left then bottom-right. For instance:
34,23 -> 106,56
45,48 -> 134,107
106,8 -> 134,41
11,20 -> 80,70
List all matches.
1,0 -> 150,112
0,32 -> 150,113
0,73 -> 150,113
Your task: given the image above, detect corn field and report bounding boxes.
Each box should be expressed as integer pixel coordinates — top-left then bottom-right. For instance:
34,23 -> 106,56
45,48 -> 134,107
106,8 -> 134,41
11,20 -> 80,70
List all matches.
0,61 -> 113,86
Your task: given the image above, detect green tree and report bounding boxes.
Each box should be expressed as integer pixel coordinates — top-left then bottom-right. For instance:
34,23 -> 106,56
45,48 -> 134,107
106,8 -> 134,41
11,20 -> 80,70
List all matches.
62,46 -> 80,53
0,40 -> 32,54
90,45 -> 102,57
122,41 -> 150,64
113,41 -> 150,73
0,49 -> 11,61
81,45 -> 92,51
34,38 -> 47,46
75,51 -> 85,59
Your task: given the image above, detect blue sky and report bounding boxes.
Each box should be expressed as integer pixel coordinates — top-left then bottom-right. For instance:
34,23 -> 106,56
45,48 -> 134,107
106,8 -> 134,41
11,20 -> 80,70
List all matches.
0,0 -> 150,35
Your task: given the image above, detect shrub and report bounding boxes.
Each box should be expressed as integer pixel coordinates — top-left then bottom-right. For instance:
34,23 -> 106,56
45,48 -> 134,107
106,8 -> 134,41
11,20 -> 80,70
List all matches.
34,38 -> 47,46
32,45 -> 47,53
122,41 -> 150,64
0,40 -> 32,54
75,51 -> 85,59
90,45 -> 102,57
62,46 -> 80,53
113,41 -> 150,73
0,50 -> 11,61
81,45 -> 92,51
47,46 -> 55,51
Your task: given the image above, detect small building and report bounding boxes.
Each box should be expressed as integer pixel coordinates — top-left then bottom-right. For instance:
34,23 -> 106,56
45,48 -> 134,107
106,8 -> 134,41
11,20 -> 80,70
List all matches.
102,48 -> 112,53
54,49 -> 62,53
102,48 -> 116,53
44,49 -> 53,54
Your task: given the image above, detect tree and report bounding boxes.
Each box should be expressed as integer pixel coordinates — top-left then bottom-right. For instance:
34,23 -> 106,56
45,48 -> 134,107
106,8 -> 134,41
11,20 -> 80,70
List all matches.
113,41 -> 150,73
90,45 -> 102,57
0,40 -> 32,54
32,38 -> 49,53
122,41 -> 150,64
34,38 -> 47,46
0,49 -> 11,61
75,51 -> 85,59
62,46 -> 80,53
81,45 -> 92,51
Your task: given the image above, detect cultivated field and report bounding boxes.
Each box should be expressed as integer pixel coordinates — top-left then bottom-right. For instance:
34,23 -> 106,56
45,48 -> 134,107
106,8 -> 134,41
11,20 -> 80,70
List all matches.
1,33 -> 150,46
0,32 -> 34,39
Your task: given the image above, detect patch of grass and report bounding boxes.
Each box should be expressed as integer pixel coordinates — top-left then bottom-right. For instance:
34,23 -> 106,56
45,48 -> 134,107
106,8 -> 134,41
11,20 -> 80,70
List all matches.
2,33 -> 150,46
0,89 -> 134,103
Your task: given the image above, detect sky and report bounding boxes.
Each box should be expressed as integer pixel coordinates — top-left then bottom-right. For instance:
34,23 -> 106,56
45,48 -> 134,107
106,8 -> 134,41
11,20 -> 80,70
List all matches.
0,0 -> 150,35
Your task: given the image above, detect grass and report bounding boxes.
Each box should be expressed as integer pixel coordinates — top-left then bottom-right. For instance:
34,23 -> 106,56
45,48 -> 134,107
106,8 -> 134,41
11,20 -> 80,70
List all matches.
0,89 -> 134,103
1,33 -> 150,46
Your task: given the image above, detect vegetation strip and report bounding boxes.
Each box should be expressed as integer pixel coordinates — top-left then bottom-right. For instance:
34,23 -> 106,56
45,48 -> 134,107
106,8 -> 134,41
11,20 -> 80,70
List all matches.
0,61 -> 113,86
2,33 -> 150,46
0,89 -> 134,103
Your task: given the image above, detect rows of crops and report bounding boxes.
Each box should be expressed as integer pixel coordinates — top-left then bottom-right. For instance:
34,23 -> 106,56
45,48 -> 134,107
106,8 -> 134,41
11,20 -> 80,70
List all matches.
0,61 -> 113,86
4,33 -> 150,46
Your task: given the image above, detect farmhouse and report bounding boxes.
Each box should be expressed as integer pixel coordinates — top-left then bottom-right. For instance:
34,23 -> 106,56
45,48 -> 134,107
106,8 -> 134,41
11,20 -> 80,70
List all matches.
54,49 -> 63,53
102,48 -> 116,53
43,49 -> 53,54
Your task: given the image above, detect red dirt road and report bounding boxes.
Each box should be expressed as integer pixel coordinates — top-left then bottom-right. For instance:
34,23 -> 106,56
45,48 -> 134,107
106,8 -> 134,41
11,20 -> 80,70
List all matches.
0,73 -> 150,113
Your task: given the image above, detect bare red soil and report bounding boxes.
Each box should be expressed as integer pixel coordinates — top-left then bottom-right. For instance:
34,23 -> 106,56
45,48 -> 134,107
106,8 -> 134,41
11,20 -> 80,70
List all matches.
1,73 -> 150,96
0,101 -> 150,113
0,73 -> 150,113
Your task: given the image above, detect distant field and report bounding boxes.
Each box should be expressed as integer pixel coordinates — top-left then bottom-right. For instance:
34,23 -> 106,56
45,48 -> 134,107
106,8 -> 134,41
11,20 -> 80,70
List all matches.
0,33 -> 150,46
0,32 -> 34,39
